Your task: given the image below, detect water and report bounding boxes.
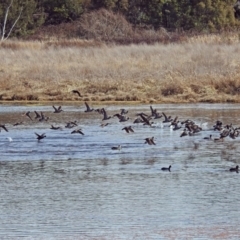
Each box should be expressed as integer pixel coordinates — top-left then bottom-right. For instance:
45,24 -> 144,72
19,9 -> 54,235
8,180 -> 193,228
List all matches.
0,103 -> 240,239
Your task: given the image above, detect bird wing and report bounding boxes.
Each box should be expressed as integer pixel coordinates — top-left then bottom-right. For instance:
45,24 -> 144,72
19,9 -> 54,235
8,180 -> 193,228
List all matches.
173,116 -> 178,123
1,125 -> 8,132
150,106 -> 154,115
139,113 -> 149,124
129,126 -> 134,132
34,111 -> 40,118
72,90 -> 82,97
162,112 -> 168,121
78,130 -> 84,135
26,112 -> 33,121
85,102 -> 90,111
102,108 -> 108,118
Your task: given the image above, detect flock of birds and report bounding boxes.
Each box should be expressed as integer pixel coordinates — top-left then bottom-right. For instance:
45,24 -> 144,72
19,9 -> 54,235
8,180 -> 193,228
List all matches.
0,90 -> 239,173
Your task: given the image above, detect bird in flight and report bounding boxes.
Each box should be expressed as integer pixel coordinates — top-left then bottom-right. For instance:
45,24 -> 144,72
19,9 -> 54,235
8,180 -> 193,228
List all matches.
35,132 -> 46,141
72,90 -> 82,97
53,105 -> 63,113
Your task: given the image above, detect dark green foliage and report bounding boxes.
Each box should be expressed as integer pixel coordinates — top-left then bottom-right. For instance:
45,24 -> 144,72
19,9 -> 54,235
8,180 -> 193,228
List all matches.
160,0 -> 237,31
42,0 -> 87,24
0,0 -> 45,38
234,0 -> 240,19
0,0 -> 239,39
126,0 -> 165,28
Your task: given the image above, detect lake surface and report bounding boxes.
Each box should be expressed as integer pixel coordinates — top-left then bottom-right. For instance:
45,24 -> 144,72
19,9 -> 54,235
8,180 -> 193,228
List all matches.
0,103 -> 240,239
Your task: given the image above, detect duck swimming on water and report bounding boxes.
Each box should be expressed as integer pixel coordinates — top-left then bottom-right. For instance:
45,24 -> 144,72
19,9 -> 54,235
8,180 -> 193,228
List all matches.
229,165 -> 239,173
161,165 -> 171,172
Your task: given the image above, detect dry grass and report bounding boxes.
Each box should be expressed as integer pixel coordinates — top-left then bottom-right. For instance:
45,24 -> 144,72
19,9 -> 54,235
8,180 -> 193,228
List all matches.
0,37 -> 240,103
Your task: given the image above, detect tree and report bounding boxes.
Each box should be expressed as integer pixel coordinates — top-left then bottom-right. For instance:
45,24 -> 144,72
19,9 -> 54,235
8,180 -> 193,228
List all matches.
161,0 -> 238,31
42,0 -> 88,24
0,0 -> 22,40
0,0 -> 45,40
126,0 -> 165,28
234,0 -> 240,19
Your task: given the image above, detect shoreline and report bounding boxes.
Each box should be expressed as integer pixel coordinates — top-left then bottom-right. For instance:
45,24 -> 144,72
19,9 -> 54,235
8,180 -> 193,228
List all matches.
1,98 -> 240,105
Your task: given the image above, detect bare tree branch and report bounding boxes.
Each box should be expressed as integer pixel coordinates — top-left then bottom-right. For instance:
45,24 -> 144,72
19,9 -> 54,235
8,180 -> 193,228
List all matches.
5,7 -> 23,40
1,0 -> 13,40
1,0 -> 23,41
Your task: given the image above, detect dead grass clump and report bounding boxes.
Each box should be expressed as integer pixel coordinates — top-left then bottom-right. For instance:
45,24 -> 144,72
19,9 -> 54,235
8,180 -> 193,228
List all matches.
188,32 -> 240,44
43,90 -> 62,97
190,83 -> 205,94
161,83 -> 184,96
179,90 -> 198,101
213,78 -> 240,95
8,93 -> 38,101
85,80 -> 120,95
78,9 -> 133,42
115,96 -> 126,101
44,39 -> 103,49
83,97 -> 90,101
0,41 -> 24,50
26,94 -> 39,101
11,95 -> 25,101
100,95 -> 114,101
125,94 -> 138,101
28,21 -> 80,41
91,96 -> 100,101
119,28 -> 172,45
199,96 -> 219,103
0,40 -> 43,50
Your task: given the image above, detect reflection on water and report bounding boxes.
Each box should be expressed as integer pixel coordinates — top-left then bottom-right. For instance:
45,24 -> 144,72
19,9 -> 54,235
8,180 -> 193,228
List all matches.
0,103 -> 240,239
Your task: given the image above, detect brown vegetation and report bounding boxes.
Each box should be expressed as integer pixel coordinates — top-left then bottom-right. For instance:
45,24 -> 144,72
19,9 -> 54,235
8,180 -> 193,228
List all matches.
28,9 -> 179,44
0,35 -> 240,103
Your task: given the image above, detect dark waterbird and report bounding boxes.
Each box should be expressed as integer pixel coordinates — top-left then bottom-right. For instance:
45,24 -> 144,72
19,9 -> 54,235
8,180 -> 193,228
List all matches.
111,145 -> 121,150
13,121 -> 24,126
35,132 -> 46,141
120,109 -> 128,115
65,122 -> 77,128
133,117 -> 144,124
162,112 -> 172,123
84,102 -> 94,112
71,129 -> 84,135
24,111 -> 33,121
113,113 -> 129,122
34,110 -> 41,119
72,90 -> 82,97
161,165 -> 171,172
122,126 -> 134,133
180,129 -> 188,137
102,108 -> 111,121
145,137 -> 156,145
139,113 -> 153,126
50,125 -> 62,130
53,105 -> 63,113
39,112 -> 49,122
100,123 -> 110,127
203,135 -> 212,140
229,165 -> 239,173
150,106 -> 157,117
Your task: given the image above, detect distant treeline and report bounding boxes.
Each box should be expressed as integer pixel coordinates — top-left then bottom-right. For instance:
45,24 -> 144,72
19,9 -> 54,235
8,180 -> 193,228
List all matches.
0,0 -> 240,38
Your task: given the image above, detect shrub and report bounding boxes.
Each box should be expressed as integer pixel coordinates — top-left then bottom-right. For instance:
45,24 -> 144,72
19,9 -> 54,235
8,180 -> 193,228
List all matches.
78,8 -> 134,42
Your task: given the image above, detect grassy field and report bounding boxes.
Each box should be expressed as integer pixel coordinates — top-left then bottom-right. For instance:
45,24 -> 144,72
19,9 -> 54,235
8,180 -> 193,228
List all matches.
0,35 -> 240,103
